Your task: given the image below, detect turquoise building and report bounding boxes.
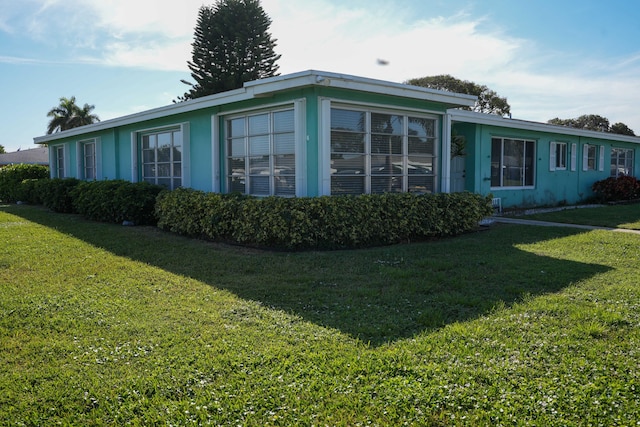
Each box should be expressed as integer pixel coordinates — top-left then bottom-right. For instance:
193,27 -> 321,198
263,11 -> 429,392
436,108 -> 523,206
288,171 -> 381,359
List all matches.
34,70 -> 640,209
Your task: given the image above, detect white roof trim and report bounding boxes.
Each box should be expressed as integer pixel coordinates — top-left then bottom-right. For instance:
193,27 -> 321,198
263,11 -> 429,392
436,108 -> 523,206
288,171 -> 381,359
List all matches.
34,70 -> 476,144
449,109 -> 640,144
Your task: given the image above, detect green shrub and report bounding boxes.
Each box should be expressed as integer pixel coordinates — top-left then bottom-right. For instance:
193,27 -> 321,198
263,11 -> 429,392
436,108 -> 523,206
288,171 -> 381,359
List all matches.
592,175 -> 640,202
156,190 -> 494,250
0,164 -> 49,202
38,178 -> 81,213
72,180 -> 164,225
16,179 -> 47,205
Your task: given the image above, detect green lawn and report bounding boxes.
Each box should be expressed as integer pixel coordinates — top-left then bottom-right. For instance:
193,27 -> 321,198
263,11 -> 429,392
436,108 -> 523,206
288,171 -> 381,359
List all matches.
523,203 -> 640,229
1,204 -> 639,425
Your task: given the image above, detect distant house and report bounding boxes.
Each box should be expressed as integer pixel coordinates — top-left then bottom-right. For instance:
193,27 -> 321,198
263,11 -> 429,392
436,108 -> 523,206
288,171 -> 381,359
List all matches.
33,70 -> 640,209
0,147 -> 49,168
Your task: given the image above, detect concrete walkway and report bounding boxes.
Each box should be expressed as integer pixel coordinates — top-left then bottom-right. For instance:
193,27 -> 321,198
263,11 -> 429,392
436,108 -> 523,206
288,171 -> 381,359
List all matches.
491,216 -> 640,235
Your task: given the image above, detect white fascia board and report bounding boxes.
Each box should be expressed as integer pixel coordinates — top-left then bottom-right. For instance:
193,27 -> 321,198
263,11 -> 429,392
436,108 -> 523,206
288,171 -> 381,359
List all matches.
34,69 -> 476,145
34,87 -> 253,145
449,109 -> 640,145
249,70 -> 478,107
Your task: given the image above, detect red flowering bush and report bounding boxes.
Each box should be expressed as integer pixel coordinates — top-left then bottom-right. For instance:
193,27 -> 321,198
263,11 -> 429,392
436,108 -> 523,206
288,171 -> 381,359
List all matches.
592,175 -> 640,202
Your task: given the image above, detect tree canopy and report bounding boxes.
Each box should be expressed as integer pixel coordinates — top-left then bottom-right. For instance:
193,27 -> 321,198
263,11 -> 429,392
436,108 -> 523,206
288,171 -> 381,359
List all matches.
405,75 -> 511,117
178,0 -> 281,101
46,96 -> 100,134
548,114 -> 636,136
0,145 -> 5,154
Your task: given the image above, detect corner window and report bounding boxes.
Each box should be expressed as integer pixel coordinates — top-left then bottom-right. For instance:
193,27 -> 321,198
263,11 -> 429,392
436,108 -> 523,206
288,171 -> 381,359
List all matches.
55,146 -> 65,178
141,128 -> 182,189
611,148 -> 634,177
226,108 -> 295,196
81,140 -> 96,180
491,137 -> 535,188
549,142 -> 567,171
330,108 -> 437,195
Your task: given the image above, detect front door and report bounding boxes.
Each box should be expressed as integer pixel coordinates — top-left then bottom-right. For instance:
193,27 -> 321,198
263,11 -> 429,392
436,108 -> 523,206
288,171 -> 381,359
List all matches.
451,155 -> 466,192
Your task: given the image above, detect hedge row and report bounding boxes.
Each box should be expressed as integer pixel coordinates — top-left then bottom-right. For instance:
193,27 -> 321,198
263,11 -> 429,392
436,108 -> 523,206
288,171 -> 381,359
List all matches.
3,174 -> 163,225
156,188 -> 494,250
0,164 -> 49,203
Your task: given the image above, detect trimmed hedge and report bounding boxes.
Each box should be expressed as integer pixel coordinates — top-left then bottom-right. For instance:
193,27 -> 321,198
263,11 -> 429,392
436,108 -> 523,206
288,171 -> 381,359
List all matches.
71,180 -> 164,225
38,178 -> 81,213
156,189 -> 493,250
592,175 -> 640,202
0,164 -> 49,202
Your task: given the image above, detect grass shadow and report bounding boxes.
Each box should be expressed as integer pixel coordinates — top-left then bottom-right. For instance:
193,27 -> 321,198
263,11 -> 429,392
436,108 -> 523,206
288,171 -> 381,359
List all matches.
5,205 -> 611,346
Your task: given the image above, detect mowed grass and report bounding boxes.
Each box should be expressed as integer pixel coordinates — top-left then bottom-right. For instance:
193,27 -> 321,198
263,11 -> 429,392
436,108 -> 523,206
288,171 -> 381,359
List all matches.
1,205 -> 639,425
523,203 -> 640,229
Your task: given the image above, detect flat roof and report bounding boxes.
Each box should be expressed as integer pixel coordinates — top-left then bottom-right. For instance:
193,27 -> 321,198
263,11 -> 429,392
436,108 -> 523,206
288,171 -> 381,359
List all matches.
449,109 -> 640,144
34,70 -> 477,144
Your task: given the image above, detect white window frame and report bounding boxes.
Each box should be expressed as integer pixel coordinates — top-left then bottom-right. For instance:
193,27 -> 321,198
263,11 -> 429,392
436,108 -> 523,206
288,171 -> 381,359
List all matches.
610,147 -> 635,177
549,141 -> 567,171
490,137 -> 536,189
131,123 -> 190,188
325,103 -> 439,196
225,105 -> 301,197
76,138 -> 101,180
583,144 -> 605,172
54,145 -> 65,178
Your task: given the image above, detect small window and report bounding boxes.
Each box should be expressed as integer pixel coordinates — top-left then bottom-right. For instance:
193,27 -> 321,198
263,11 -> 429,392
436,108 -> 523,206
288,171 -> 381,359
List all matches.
611,148 -> 635,177
550,142 -> 567,171
55,146 -> 65,178
583,144 -> 605,172
81,140 -> 96,180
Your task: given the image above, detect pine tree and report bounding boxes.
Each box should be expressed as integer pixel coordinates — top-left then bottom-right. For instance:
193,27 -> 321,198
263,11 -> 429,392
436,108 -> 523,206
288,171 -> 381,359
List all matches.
179,0 -> 281,101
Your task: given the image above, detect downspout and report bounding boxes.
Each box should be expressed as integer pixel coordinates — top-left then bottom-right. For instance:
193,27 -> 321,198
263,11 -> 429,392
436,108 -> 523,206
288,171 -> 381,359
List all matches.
441,113 -> 452,193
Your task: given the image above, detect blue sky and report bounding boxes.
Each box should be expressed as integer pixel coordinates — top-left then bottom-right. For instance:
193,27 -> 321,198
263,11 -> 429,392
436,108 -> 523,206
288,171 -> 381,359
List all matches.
2,0 -> 640,152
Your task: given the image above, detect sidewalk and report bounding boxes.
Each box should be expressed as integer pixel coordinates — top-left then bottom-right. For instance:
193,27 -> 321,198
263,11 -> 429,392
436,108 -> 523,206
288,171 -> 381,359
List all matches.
491,216 -> 640,235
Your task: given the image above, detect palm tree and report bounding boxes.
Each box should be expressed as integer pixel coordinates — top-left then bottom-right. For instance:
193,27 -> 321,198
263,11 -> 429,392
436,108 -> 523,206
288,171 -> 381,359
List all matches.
46,96 -> 100,134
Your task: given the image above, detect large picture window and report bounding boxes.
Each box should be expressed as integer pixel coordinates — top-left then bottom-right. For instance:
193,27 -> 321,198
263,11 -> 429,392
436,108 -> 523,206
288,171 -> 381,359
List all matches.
330,108 -> 437,195
611,148 -> 634,177
142,128 -> 182,189
227,108 -> 295,196
491,137 -> 535,188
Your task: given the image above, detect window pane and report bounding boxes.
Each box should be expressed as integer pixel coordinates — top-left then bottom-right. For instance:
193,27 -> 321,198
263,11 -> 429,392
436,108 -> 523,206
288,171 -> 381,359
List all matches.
371,134 -> 402,154
331,131 -> 364,153
249,135 -> 270,156
331,176 -> 364,195
142,135 -> 154,150
250,176 -> 270,195
173,162 -> 182,177
274,133 -> 295,154
173,145 -> 182,162
409,175 -> 435,193
407,155 -> 433,174
371,176 -> 402,194
275,177 -> 295,196
229,177 -> 245,193
229,138 -> 245,156
158,132 -> 171,149
172,131 -> 182,147
157,178 -> 171,188
371,113 -> 403,134
143,164 -> 155,177
157,164 -> 171,177
408,137 -> 434,155
173,178 -> 182,189
229,157 -> 245,176
273,110 -> 294,133
249,114 -> 269,135
157,146 -> 171,163
371,155 -> 402,175
229,118 -> 245,138
331,109 -> 365,132
331,154 -> 365,175
525,141 -> 535,185
408,117 -> 435,138
249,156 -> 270,175
275,154 -> 295,174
